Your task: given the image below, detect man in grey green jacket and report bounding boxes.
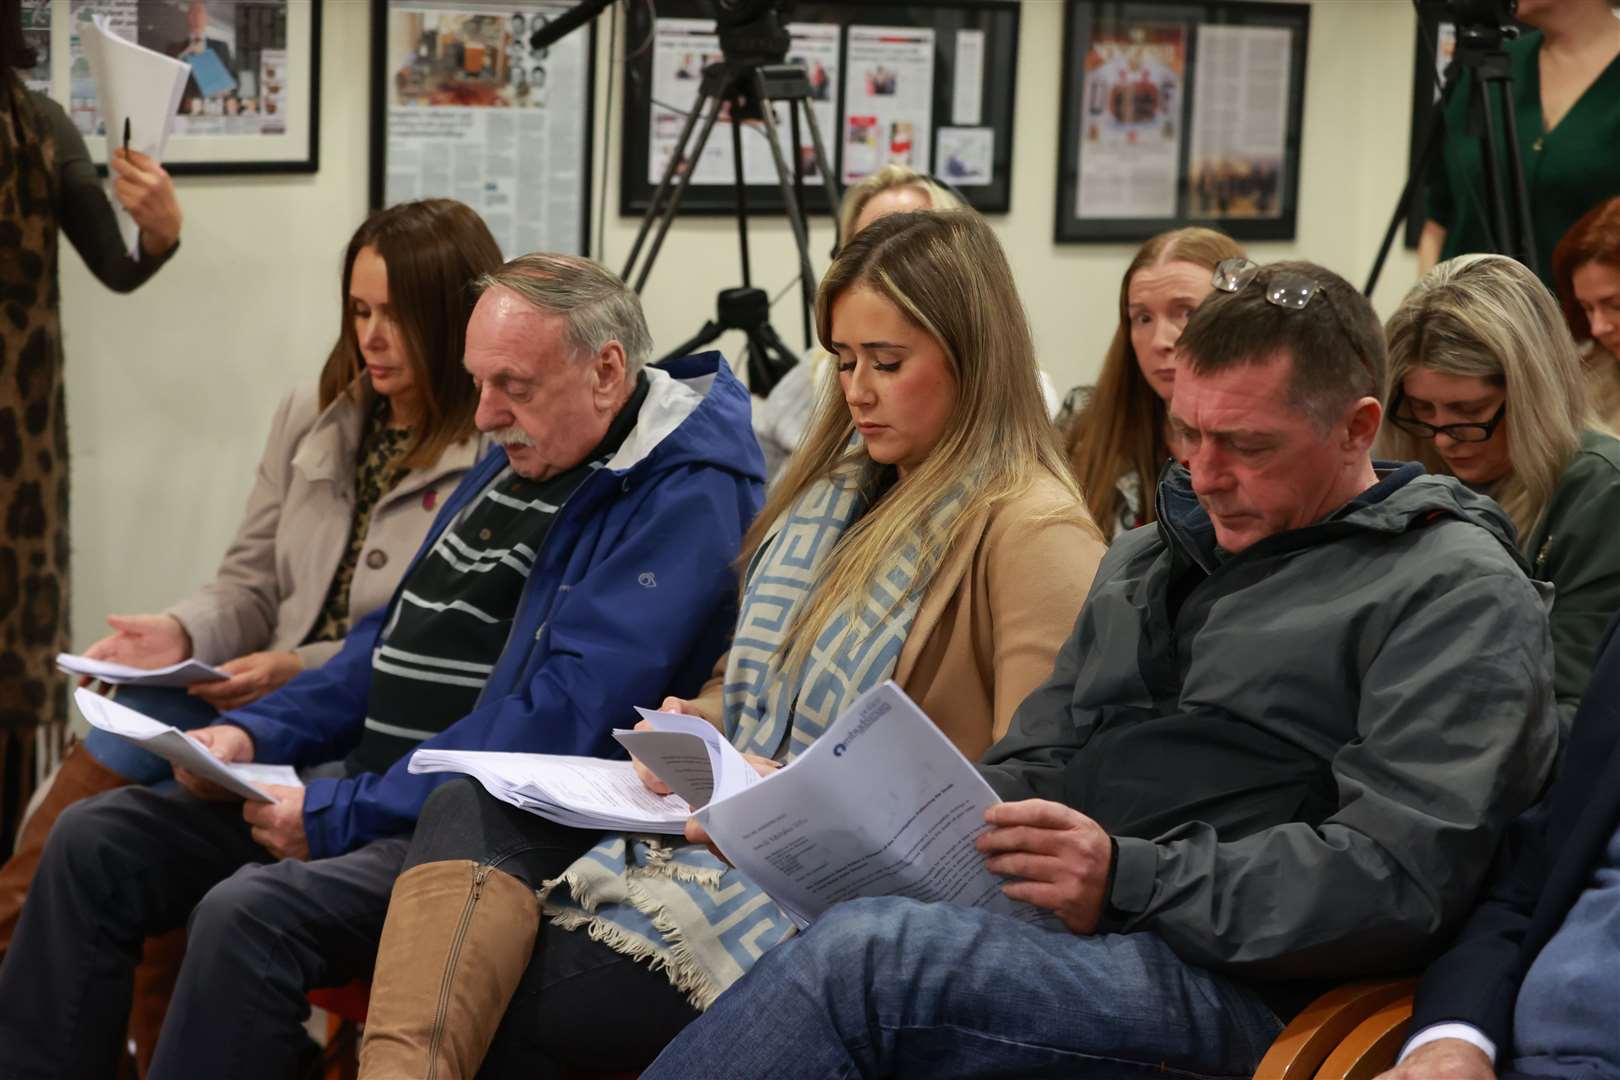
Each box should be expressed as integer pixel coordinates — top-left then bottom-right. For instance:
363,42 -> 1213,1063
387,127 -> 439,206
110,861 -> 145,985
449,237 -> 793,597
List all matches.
639,260 -> 1560,1080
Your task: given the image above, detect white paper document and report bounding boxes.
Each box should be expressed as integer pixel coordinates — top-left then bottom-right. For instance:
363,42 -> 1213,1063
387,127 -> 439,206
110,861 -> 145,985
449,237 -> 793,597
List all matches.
57,652 -> 228,687
696,682 -> 1048,928
77,15 -> 189,255
72,688 -> 299,802
412,683 -> 1052,929
409,750 -> 697,833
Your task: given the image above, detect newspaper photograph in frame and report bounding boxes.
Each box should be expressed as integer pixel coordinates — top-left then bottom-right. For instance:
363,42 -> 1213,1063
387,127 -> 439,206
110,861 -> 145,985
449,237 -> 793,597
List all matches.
48,0 -> 322,173
369,0 -> 596,258
1054,0 -> 1310,244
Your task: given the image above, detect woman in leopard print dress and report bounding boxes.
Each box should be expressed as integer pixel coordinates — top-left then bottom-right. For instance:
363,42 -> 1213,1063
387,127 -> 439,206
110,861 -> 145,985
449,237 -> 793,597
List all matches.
2,18 -> 182,851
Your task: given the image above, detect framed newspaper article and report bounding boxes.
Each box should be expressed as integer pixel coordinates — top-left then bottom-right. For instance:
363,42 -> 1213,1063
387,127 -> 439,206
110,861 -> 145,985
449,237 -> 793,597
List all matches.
619,0 -> 1021,217
369,0 -> 596,258
28,0 -> 322,174
1055,0 -> 1310,243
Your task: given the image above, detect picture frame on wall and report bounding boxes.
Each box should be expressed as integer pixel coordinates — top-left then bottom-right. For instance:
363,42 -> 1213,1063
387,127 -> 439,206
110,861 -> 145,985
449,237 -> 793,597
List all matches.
369,0 -> 596,257
619,0 -> 1020,217
31,0 -> 323,175
1054,0 -> 1310,244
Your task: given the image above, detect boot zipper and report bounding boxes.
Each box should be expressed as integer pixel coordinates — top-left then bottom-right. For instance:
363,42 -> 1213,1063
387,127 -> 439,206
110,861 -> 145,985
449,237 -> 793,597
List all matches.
425,864 -> 492,1079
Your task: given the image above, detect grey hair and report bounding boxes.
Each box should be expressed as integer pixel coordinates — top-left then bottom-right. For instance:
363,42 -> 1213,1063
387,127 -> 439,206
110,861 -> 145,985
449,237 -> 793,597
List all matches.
476,253 -> 653,375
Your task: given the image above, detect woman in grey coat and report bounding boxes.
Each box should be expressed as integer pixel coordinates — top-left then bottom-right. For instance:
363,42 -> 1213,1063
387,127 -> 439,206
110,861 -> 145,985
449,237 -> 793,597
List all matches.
0,198 -> 502,960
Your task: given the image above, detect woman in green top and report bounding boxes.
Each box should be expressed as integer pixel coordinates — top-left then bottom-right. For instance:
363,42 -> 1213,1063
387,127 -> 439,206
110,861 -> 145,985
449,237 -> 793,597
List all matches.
1383,254 -> 1620,738
1420,0 -> 1620,290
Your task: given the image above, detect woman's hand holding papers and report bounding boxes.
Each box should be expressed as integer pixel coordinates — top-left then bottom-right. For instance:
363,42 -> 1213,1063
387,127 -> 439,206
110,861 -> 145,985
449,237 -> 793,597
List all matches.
977,800 -> 1114,935
110,148 -> 182,258
243,785 -> 310,861
80,613 -> 192,691
189,650 -> 303,711
174,724 -> 256,801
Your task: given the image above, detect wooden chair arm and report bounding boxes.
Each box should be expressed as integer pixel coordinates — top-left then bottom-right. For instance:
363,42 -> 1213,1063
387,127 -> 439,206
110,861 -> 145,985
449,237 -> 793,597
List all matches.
1313,995 -> 1413,1080
1251,979 -> 1416,1080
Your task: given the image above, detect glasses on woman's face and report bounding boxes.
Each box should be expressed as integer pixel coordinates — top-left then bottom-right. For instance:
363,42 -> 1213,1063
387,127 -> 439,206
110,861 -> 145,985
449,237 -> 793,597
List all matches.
1388,392 -> 1508,443
1210,257 -> 1321,310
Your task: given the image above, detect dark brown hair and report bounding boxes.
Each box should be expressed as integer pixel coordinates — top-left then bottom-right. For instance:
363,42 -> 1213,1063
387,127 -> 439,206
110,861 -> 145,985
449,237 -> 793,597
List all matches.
1178,260 -> 1386,427
320,199 -> 503,471
1,0 -> 38,73
1551,196 -> 1620,342
1065,227 -> 1245,536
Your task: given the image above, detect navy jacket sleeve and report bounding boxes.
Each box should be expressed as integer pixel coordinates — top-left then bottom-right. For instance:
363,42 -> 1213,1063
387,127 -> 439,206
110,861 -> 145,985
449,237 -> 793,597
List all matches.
225,607 -> 386,765
1410,614 -> 1620,1047
297,464 -> 753,858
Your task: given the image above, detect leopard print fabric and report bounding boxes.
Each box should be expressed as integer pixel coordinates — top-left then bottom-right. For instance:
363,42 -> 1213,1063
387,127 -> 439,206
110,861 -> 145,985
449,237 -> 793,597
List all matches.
303,397 -> 412,645
0,81 -> 67,739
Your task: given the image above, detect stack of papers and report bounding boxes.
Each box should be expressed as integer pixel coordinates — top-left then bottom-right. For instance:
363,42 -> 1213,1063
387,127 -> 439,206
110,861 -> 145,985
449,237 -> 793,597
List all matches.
78,15 -> 190,255
411,683 -> 1054,929
57,652 -> 228,687
73,688 -> 300,803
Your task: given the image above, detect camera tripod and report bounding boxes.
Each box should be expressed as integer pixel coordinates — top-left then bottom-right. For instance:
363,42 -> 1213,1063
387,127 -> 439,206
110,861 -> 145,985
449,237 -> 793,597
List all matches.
621,56 -> 842,395
1365,9 -> 1537,296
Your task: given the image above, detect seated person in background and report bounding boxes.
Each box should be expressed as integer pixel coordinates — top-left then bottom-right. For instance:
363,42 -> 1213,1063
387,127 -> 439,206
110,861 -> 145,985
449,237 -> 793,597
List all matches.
753,164 -> 964,480
354,209 -> 1106,1079
0,255 -> 766,1080
1552,196 -> 1620,431
1378,613 -> 1620,1080
640,259 -> 1559,1080
0,198 -> 500,959
1383,253 -> 1620,735
1059,225 -> 1244,540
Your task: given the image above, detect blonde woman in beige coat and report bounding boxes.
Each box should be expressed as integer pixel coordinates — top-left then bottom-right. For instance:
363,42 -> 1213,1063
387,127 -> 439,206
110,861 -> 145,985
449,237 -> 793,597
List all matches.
0,199 -> 502,958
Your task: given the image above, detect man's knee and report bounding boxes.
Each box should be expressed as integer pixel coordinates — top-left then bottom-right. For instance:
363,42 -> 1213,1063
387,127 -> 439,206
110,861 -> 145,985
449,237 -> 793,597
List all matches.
43,788 -> 147,885
776,897 -> 938,987
189,864 -> 283,949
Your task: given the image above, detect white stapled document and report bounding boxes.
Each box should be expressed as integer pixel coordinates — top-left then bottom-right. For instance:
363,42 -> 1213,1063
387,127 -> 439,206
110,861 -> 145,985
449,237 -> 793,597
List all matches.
57,652 -> 228,687
78,15 -> 190,255
73,688 -> 300,802
408,750 -> 696,834
411,683 -> 1053,929
694,682 -> 1048,928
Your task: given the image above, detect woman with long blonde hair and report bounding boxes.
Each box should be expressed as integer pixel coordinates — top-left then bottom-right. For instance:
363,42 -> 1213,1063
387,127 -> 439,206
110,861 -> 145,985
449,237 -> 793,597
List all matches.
1383,253 -> 1620,730
1062,227 -> 1244,539
355,209 -> 1105,1079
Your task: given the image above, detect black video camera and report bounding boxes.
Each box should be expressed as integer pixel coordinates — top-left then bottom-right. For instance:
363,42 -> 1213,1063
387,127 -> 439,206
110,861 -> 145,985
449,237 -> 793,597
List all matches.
1421,0 -> 1518,31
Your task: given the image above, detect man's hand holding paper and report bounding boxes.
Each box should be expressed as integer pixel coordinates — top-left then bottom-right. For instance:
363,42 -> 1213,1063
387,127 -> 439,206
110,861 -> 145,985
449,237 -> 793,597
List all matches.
977,799 -> 1113,934
243,785 -> 310,861
175,724 -> 256,801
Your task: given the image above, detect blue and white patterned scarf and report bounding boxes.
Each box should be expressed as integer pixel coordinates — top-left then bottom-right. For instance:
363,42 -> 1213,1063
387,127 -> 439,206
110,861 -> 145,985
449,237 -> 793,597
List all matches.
540,455 -> 962,1007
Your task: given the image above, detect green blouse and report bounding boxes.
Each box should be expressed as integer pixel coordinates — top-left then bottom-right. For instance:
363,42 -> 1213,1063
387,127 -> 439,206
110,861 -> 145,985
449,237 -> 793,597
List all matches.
1426,30 -> 1620,291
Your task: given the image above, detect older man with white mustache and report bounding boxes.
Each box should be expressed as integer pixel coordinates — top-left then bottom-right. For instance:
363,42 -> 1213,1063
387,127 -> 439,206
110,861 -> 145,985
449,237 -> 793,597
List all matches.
0,253 -> 767,1080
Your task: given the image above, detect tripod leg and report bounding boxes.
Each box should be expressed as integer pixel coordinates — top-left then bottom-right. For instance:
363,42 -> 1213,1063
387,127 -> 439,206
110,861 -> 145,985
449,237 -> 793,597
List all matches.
624,92 -> 709,281
798,95 -> 844,253
1470,72 -> 1509,259
789,102 -> 810,347
752,70 -> 819,332
627,91 -> 728,294
731,113 -> 753,287
1493,77 -> 1539,276
659,320 -> 728,366
1366,79 -> 1456,295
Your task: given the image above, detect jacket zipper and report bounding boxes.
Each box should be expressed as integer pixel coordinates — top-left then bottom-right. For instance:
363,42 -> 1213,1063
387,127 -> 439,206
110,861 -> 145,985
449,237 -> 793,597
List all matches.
425,864 -> 492,1079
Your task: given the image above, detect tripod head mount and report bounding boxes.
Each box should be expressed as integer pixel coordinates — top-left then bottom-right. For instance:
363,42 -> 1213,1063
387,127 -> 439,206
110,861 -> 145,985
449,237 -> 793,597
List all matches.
1419,0 -> 1519,49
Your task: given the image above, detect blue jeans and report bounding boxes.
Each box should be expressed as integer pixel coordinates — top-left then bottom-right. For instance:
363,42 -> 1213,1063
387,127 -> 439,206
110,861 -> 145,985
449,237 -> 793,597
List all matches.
642,897 -> 1283,1080
83,686 -> 219,783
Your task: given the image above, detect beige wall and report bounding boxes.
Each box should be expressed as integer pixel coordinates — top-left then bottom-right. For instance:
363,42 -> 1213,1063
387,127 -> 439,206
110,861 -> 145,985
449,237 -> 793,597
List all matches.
60,0 -> 1422,648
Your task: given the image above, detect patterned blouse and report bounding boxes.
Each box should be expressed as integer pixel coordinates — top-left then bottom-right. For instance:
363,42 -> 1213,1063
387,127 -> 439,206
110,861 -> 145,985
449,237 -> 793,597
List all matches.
304,397 -> 414,646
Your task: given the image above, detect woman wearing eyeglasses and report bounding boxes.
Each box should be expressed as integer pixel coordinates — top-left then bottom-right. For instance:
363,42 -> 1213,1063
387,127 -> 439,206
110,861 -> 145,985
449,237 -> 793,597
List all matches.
1383,253 -> 1620,734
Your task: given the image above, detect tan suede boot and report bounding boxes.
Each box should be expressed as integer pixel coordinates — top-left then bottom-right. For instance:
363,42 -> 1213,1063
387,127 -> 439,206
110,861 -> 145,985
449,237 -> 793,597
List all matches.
0,743 -> 130,957
358,860 -> 540,1080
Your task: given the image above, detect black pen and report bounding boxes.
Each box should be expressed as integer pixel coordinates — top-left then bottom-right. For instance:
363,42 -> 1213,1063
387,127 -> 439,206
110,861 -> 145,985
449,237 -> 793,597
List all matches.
122,117 -> 130,158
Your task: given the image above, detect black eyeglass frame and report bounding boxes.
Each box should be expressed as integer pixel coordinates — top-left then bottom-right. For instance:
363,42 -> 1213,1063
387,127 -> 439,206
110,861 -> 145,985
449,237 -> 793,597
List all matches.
1387,391 -> 1508,444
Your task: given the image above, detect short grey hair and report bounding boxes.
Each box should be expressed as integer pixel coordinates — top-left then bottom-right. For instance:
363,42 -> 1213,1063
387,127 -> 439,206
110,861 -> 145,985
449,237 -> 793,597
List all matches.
476,253 -> 653,375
